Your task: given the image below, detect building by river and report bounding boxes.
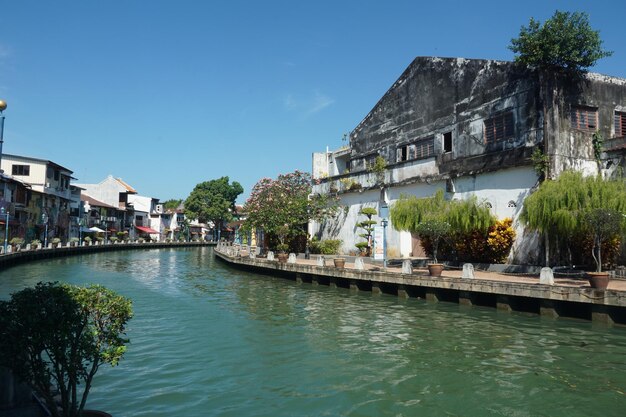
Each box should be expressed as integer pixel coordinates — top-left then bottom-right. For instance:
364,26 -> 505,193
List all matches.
311,57 -> 626,264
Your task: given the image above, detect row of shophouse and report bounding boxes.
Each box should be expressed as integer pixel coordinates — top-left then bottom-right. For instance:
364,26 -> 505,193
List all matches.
0,154 -> 211,244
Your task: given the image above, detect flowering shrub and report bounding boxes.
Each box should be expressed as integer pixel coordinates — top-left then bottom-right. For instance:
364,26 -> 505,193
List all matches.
421,218 -> 515,263
244,170 -> 339,251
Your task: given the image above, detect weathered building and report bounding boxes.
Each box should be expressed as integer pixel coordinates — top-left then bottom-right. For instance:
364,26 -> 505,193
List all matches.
311,57 -> 626,264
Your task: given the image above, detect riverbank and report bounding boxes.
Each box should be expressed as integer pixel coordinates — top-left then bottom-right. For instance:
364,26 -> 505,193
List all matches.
214,244 -> 626,325
0,241 -> 216,270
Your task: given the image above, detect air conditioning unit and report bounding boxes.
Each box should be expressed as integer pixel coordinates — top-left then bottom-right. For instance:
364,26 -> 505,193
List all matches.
155,204 -> 163,214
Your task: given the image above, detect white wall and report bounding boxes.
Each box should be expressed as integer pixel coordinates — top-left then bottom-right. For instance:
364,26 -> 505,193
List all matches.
311,166 -> 540,262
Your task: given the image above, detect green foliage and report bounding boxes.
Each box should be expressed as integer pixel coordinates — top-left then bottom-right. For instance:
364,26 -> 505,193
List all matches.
162,199 -> 183,211
30,239 -> 41,245
531,147 -> 550,178
509,10 -> 612,75
0,282 -> 132,417
368,156 -> 387,184
9,237 -> 24,246
84,236 -> 92,243
110,236 -> 119,243
592,131 -> 604,161
184,177 -> 243,228
276,243 -> 290,253
520,171 -> 626,270
51,237 -> 61,244
245,171 -> 340,249
355,207 -> 377,256
391,189 -> 495,263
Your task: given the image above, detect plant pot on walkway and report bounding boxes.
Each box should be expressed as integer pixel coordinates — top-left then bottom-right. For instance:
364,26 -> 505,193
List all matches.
587,272 -> 609,290
277,253 -> 288,263
334,258 -> 346,268
427,263 -> 444,277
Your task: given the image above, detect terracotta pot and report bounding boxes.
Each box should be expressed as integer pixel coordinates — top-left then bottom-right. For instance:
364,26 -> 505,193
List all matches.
277,253 -> 289,263
587,272 -> 609,290
334,258 -> 346,268
427,263 -> 444,277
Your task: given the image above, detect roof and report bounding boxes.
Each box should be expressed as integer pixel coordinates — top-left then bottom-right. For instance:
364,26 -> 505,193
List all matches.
0,171 -> 32,188
81,193 -> 120,210
115,177 -> 137,193
3,153 -> 74,175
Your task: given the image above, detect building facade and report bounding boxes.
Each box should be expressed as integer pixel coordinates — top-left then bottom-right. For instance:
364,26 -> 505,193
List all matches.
311,57 -> 626,264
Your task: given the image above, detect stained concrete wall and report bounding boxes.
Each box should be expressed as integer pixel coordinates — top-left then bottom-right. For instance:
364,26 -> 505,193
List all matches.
311,57 -> 626,265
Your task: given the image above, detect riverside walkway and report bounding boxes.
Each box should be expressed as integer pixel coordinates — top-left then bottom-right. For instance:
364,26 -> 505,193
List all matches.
214,243 -> 626,325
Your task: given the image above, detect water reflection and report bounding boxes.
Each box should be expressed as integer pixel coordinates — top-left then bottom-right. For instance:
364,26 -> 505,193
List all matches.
0,248 -> 625,417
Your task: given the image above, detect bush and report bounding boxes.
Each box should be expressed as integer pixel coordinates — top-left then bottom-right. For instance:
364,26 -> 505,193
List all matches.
0,282 -> 132,417
10,237 -> 24,246
422,218 -> 516,264
110,236 -> 119,243
51,237 -> 61,244
69,237 -> 79,243
30,239 -> 41,246
309,238 -> 342,255
84,236 -> 92,243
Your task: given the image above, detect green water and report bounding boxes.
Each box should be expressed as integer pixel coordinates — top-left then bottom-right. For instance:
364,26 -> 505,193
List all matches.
1,247 -> 625,416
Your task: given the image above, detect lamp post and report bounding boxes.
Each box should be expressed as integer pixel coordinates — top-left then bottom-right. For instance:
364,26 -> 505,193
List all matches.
0,99 -> 7,171
381,218 -> 388,269
1,207 -> 8,254
78,217 -> 82,246
42,213 -> 48,248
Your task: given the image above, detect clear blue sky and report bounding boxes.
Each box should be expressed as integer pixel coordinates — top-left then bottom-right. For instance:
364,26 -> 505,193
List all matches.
1,0 -> 625,202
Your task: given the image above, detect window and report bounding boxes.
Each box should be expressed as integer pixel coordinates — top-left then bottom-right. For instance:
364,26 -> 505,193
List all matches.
484,112 -> 514,143
615,111 -> 626,137
571,106 -> 597,131
53,170 -> 60,181
11,165 -> 30,176
396,137 -> 435,163
443,131 -> 453,153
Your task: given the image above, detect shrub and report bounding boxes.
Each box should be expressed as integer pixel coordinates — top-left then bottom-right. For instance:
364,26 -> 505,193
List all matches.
10,237 -> 24,246
110,236 -> 119,243
84,236 -> 92,243
0,282 -> 132,417
310,238 -> 342,255
30,239 -> 41,246
69,237 -> 79,243
51,237 -> 61,244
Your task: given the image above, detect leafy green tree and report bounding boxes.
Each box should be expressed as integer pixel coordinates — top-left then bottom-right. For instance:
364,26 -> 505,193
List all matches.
509,10 -> 612,75
520,171 -> 626,270
184,177 -> 243,236
162,199 -> 182,211
0,282 -> 133,417
244,170 -> 339,251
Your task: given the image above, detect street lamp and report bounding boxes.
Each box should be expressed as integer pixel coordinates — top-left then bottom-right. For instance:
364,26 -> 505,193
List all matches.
1,207 -> 8,254
381,218 -> 388,269
0,99 -> 7,171
42,213 -> 48,248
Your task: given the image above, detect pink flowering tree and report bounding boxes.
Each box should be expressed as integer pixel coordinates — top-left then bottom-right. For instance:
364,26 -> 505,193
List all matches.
244,170 -> 339,251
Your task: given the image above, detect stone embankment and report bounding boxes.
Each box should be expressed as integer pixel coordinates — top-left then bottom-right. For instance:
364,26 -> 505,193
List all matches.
214,242 -> 626,325
0,241 -> 216,269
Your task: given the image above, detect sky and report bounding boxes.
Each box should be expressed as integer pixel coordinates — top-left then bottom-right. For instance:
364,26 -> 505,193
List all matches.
1,0 -> 625,203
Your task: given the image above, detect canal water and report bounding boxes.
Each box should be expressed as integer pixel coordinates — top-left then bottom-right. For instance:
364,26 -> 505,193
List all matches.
1,247 -> 625,417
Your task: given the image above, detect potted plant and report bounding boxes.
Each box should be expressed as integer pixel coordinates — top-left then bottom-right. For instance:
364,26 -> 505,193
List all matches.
0,282 -> 133,417
416,220 -> 451,277
30,239 -> 42,250
69,237 -> 79,247
10,237 -> 24,252
584,208 -> 623,289
84,236 -> 92,246
276,243 -> 289,263
51,237 -> 62,248
110,236 -> 119,244
96,236 -> 104,245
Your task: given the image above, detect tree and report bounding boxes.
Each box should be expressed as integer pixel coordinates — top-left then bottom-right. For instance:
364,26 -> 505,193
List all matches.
520,171 -> 626,270
390,190 -> 494,263
0,282 -> 133,417
184,177 -> 243,236
355,207 -> 377,256
509,10 -> 612,76
244,170 -> 339,251
162,199 -> 182,211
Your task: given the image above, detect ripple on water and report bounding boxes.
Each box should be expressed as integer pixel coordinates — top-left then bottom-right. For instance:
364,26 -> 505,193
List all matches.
1,248 -> 626,417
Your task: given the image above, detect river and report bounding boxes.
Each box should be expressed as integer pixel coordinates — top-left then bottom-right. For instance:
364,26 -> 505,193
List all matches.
1,247 -> 625,416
